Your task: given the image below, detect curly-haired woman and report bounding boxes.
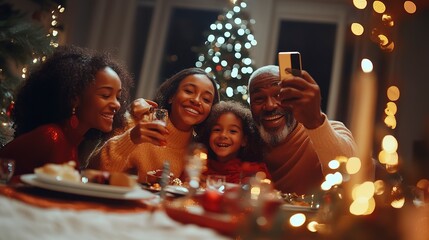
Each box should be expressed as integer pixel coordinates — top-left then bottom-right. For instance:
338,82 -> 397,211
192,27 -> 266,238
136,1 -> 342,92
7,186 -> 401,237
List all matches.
0,45 -> 133,176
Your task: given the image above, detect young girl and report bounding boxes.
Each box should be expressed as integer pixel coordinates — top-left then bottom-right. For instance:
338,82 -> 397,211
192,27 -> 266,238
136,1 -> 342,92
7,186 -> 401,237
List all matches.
0,45 -> 133,175
199,101 -> 271,184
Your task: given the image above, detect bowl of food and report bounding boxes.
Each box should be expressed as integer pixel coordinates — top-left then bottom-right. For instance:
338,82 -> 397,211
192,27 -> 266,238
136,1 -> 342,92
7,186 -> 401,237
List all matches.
146,169 -> 174,184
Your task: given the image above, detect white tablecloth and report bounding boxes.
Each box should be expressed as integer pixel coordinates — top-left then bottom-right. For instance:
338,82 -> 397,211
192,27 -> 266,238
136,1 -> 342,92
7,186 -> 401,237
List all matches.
0,195 -> 230,240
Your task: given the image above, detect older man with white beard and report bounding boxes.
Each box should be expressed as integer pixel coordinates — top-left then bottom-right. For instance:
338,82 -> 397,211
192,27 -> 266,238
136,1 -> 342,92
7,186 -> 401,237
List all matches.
248,65 -> 358,194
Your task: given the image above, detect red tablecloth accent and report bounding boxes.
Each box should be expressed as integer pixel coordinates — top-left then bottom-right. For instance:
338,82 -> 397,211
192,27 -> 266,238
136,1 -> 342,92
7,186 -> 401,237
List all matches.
0,184 -> 150,213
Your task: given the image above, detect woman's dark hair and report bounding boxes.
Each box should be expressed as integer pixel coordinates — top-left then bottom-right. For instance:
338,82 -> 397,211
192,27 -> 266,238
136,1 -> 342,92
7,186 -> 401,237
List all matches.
198,100 -> 263,162
153,67 -> 220,132
12,45 -> 133,139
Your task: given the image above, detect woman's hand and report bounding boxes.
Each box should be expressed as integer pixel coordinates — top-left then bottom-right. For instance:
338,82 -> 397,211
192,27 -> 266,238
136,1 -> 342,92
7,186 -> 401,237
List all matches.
129,121 -> 169,146
129,98 -> 158,121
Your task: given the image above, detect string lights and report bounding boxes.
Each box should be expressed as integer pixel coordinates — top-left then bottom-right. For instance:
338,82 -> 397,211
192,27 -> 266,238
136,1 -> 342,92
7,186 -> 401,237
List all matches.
22,4 -> 65,80
351,0 -> 417,52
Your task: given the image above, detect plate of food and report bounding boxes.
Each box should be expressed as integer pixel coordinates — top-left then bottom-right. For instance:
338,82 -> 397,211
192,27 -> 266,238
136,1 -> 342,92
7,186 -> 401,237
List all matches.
21,174 -> 157,200
33,164 -> 140,194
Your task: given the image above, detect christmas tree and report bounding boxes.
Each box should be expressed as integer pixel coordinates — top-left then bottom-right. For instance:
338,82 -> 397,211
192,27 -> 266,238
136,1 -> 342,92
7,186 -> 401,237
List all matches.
195,0 -> 257,105
0,0 -> 64,146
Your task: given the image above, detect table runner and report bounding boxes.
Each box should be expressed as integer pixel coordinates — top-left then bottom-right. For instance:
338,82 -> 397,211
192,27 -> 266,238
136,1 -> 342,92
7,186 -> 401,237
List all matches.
0,184 -> 151,213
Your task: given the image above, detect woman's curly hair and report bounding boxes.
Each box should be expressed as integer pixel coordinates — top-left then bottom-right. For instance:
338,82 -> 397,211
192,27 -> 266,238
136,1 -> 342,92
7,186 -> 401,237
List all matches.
197,100 -> 263,162
153,67 -> 220,133
11,45 -> 133,140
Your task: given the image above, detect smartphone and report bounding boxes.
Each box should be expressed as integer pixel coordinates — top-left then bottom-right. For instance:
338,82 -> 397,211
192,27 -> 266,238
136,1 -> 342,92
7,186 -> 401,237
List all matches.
278,51 -> 302,81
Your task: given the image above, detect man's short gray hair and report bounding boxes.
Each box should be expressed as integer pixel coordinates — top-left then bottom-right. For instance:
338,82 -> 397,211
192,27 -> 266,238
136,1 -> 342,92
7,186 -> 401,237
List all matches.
248,65 -> 279,86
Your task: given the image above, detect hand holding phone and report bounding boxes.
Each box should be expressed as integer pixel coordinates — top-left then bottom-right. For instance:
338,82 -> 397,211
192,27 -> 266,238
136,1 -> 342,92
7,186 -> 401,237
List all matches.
278,51 -> 302,81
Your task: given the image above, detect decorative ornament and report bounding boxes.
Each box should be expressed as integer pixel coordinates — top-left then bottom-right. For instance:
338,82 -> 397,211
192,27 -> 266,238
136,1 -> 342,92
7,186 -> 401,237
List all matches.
6,101 -> 14,117
70,107 -> 79,129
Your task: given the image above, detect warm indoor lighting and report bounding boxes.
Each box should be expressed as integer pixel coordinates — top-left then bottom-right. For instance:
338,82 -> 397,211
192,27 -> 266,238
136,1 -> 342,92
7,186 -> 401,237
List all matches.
374,180 -> 385,195
391,197 -> 405,208
349,198 -> 369,215
361,58 -> 373,72
382,14 -> 394,27
378,34 -> 389,46
382,135 -> 398,153
351,23 -> 364,36
384,115 -> 397,129
353,0 -> 367,9
404,1 -> 417,14
352,181 -> 375,200
373,1 -> 386,14
289,213 -> 306,227
387,86 -> 400,101
328,160 -> 340,169
385,102 -> 397,116
346,157 -> 361,174
307,221 -> 318,232
380,41 -> 395,52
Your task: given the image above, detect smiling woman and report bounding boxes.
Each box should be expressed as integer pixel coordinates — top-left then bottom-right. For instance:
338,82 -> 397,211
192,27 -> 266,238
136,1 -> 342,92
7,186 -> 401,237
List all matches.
88,68 -> 220,183
0,45 -> 133,176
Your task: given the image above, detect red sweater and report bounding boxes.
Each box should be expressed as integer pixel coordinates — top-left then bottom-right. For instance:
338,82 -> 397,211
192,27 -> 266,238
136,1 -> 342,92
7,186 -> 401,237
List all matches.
0,124 -> 78,176
203,157 -> 271,184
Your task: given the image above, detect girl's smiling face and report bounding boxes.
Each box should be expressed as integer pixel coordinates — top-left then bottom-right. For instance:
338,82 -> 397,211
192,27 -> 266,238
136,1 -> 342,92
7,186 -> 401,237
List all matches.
209,112 -> 247,163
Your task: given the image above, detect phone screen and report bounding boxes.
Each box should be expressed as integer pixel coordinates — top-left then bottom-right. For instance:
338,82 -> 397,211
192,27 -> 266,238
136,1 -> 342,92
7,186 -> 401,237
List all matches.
278,52 -> 302,81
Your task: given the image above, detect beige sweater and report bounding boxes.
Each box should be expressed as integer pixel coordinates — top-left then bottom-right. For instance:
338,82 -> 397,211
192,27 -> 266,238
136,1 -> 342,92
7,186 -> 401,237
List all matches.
263,117 -> 358,195
89,118 -> 193,182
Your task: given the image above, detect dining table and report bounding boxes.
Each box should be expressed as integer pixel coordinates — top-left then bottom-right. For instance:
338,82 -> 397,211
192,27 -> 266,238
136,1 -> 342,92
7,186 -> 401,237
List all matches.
2,173 -> 426,240
0,180 -> 231,240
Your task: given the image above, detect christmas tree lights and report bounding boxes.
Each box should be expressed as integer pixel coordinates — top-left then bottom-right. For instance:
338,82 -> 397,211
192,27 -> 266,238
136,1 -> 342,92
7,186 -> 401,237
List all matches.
195,0 -> 257,105
0,1 -> 64,146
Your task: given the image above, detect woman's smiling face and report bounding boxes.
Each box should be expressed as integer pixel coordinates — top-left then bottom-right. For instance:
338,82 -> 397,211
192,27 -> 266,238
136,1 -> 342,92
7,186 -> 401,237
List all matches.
78,67 -> 122,133
169,74 -> 215,131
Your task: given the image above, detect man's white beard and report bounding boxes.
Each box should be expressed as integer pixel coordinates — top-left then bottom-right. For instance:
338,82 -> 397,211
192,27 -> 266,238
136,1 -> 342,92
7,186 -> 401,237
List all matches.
257,117 -> 296,146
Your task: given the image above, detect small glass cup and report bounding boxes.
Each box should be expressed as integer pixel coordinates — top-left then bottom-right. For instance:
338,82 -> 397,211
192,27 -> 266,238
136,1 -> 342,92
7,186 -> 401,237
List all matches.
0,158 -> 15,184
150,108 -> 168,127
206,175 -> 226,193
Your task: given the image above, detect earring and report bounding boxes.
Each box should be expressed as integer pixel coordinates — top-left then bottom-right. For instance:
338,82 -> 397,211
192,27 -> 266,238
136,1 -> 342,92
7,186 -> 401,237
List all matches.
70,107 -> 79,129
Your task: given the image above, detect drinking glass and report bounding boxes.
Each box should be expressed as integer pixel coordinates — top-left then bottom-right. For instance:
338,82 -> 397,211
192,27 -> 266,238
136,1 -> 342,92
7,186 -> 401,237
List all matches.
185,143 -> 207,193
150,108 -> 168,127
0,158 -> 15,184
206,175 -> 226,193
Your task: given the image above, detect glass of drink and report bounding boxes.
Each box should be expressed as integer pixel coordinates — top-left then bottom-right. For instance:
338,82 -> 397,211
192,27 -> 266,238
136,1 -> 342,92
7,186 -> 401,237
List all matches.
0,158 -> 15,184
150,108 -> 168,126
206,175 -> 226,193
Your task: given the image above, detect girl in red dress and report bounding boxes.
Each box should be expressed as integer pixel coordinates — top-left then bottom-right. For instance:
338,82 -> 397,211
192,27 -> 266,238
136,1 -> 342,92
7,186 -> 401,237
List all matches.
199,101 -> 271,184
0,45 -> 133,176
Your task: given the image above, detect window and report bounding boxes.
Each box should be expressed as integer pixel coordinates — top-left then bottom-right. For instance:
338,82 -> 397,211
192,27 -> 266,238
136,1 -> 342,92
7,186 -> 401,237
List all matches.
276,20 -> 337,113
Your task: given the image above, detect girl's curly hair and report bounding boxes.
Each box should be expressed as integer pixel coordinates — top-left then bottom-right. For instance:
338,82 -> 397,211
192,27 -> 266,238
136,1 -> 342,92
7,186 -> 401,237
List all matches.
11,45 -> 133,140
153,67 -> 220,133
197,100 -> 263,162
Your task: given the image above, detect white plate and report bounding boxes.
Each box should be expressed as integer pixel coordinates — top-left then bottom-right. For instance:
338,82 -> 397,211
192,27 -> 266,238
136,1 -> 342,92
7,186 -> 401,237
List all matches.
21,174 -> 157,200
34,171 -> 137,194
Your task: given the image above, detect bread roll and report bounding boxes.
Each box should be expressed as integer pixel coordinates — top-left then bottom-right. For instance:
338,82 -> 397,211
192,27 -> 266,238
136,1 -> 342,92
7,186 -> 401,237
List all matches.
109,172 -> 137,187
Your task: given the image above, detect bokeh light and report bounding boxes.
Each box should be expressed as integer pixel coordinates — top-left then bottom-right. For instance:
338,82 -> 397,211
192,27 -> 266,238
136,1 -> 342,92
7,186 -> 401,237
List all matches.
404,1 -> 417,14
373,1 -> 386,14
361,58 -> 373,73
353,0 -> 367,9
351,23 -> 364,36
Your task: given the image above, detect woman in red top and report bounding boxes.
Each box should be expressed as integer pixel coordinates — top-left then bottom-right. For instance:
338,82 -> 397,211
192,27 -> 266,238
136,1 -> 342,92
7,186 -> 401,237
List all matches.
0,45 -> 133,176
199,101 -> 270,184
